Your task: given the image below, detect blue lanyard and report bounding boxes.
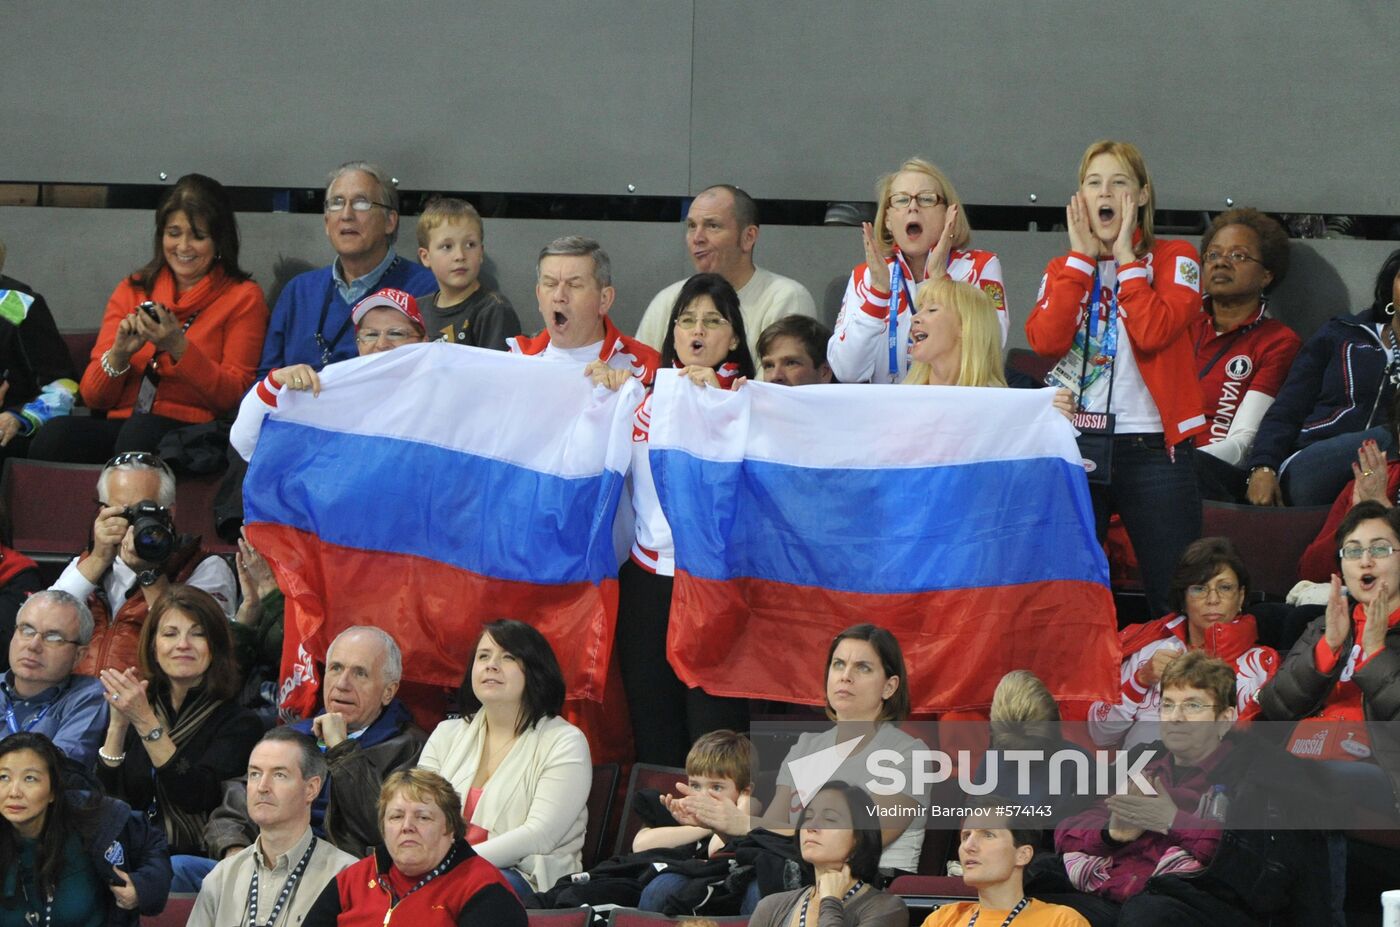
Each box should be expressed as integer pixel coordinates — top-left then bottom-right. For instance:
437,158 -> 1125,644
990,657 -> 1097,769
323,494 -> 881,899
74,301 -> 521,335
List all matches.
887,256 -> 906,377
1078,267 -> 1120,400
3,700 -> 52,736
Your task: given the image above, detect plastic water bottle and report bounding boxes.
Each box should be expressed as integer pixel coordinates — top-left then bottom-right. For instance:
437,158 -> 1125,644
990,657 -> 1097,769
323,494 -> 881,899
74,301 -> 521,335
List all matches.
1381,889 -> 1400,926
1202,785 -> 1229,823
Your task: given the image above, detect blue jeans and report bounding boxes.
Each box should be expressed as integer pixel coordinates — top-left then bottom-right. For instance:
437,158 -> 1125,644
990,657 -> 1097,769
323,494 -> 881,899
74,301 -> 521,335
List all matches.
637,872 -> 761,915
498,866 -> 535,906
1281,426 -> 1393,506
1094,435 -> 1201,619
170,854 -> 218,893
639,872 -> 689,913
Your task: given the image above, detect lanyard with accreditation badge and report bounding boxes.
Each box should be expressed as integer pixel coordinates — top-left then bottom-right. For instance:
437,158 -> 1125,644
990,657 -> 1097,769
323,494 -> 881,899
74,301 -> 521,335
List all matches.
1070,268 -> 1119,484
886,249 -> 954,377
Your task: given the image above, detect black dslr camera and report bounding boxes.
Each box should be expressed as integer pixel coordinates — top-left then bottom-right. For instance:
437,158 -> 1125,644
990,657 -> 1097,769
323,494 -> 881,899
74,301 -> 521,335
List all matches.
121,500 -> 175,564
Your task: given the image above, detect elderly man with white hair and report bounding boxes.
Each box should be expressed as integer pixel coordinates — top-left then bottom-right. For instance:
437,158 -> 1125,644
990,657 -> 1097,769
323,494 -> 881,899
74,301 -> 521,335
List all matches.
206,626 -> 429,858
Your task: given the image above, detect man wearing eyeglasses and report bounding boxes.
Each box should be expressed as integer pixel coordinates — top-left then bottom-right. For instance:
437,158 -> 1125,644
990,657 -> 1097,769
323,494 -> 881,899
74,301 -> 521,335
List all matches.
256,161 -> 435,378
0,590 -> 109,767
50,452 -> 236,678
633,185 -> 817,360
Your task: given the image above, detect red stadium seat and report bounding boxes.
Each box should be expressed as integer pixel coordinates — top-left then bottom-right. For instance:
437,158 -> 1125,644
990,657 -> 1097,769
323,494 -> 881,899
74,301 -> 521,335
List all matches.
1201,500 -> 1332,600
174,472 -> 235,554
608,909 -> 748,926
613,763 -> 687,857
887,873 -> 977,901
140,893 -> 196,927
584,763 -> 620,869
61,330 -> 99,390
0,458 -> 102,575
529,908 -> 594,927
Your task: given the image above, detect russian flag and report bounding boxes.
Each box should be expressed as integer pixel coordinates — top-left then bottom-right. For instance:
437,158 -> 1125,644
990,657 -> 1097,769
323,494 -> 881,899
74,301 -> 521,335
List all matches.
242,343 -> 642,732
648,374 -> 1119,713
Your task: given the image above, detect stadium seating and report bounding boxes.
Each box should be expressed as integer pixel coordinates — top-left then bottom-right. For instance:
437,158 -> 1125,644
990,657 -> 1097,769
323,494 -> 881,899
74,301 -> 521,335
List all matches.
613,764 -> 687,857
585,763 -> 620,869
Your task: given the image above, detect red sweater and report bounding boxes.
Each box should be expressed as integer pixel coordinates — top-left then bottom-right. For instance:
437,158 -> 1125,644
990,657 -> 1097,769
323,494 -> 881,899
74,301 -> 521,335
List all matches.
80,266 -> 268,423
304,841 -> 525,927
1026,239 -> 1206,446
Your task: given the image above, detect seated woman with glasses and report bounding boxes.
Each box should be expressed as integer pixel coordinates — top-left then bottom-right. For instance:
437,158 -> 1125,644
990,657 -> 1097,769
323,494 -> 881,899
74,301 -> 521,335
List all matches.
828,157 -> 1006,384
1056,652 -> 1275,926
1190,209 -> 1303,502
29,173 -> 268,464
593,272 -> 757,766
1261,501 -> 1400,784
230,288 -> 426,461
1087,537 -> 1279,751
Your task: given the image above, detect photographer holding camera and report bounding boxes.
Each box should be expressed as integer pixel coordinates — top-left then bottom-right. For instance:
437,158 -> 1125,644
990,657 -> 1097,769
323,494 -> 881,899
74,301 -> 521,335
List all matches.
50,452 -> 234,677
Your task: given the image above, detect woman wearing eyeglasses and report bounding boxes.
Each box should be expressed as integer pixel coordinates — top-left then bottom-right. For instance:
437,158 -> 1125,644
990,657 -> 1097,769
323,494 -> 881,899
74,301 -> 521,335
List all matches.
1057,651 -> 1273,926
1087,538 -> 1278,751
1189,209 -> 1303,503
595,273 -> 757,765
1260,502 -> 1400,774
1246,249 -> 1400,507
29,174 -> 268,464
828,157 -> 1006,384
229,288 -> 426,461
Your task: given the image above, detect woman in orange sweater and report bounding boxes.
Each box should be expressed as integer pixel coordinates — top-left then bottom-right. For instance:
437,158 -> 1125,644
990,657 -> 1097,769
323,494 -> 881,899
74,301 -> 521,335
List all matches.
30,173 -> 268,463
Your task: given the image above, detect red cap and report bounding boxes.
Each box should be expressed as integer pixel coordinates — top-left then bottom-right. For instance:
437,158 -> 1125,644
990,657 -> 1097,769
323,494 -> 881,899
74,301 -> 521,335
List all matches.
351,288 -> 425,332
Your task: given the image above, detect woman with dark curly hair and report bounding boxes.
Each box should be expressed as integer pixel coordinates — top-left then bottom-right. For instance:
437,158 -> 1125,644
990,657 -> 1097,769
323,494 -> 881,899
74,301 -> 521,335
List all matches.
1190,208 -> 1303,501
30,173 -> 268,463
1247,248 -> 1400,506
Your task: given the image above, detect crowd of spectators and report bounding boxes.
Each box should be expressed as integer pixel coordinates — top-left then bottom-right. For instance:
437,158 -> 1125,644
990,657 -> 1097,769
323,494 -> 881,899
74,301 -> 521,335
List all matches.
2,139 -> 1400,926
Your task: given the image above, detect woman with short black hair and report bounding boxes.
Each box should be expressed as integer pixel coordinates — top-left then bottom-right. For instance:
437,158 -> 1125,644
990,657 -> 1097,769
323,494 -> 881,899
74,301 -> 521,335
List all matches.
747,783 -> 907,927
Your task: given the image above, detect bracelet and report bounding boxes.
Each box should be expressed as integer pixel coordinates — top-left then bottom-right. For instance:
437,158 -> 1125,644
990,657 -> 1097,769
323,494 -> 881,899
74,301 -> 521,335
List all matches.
100,350 -> 130,378
98,748 -> 126,765
1247,466 -> 1275,481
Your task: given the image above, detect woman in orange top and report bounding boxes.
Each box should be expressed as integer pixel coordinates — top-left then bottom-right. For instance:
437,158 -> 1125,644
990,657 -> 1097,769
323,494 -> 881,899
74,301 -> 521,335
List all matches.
30,173 -> 268,463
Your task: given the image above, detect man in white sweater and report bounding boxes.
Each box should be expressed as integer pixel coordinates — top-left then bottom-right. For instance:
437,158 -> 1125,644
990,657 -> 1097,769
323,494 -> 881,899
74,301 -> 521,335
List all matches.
634,184 -> 818,359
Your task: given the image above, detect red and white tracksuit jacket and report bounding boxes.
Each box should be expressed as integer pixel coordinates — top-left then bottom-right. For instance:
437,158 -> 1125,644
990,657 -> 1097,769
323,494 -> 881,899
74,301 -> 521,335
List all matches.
508,316 -> 660,386
1088,612 -> 1278,749
628,364 -> 741,575
829,248 -> 1006,384
1026,239 -> 1207,447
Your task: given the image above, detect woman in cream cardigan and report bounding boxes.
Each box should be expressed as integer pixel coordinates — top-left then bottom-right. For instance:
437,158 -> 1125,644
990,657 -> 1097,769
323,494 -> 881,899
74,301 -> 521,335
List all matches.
418,619 -> 591,903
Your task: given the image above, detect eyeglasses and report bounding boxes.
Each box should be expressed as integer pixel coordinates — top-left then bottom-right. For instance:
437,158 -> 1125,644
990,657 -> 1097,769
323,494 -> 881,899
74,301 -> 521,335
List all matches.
887,192 -> 944,210
1202,249 -> 1264,267
1159,699 -> 1218,718
15,623 -> 81,648
105,451 -> 173,475
1186,581 -> 1240,599
675,314 -> 731,331
1340,542 -> 1398,560
355,328 -> 418,345
324,196 -> 392,214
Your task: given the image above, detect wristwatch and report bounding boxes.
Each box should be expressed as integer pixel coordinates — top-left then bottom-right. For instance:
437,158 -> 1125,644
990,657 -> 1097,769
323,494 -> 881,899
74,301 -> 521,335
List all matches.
137,569 -> 161,587
142,725 -> 164,742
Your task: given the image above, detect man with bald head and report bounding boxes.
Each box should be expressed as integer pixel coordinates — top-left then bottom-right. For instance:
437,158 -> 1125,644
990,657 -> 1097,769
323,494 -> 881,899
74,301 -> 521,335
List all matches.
206,626 -> 427,857
635,184 -> 818,358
